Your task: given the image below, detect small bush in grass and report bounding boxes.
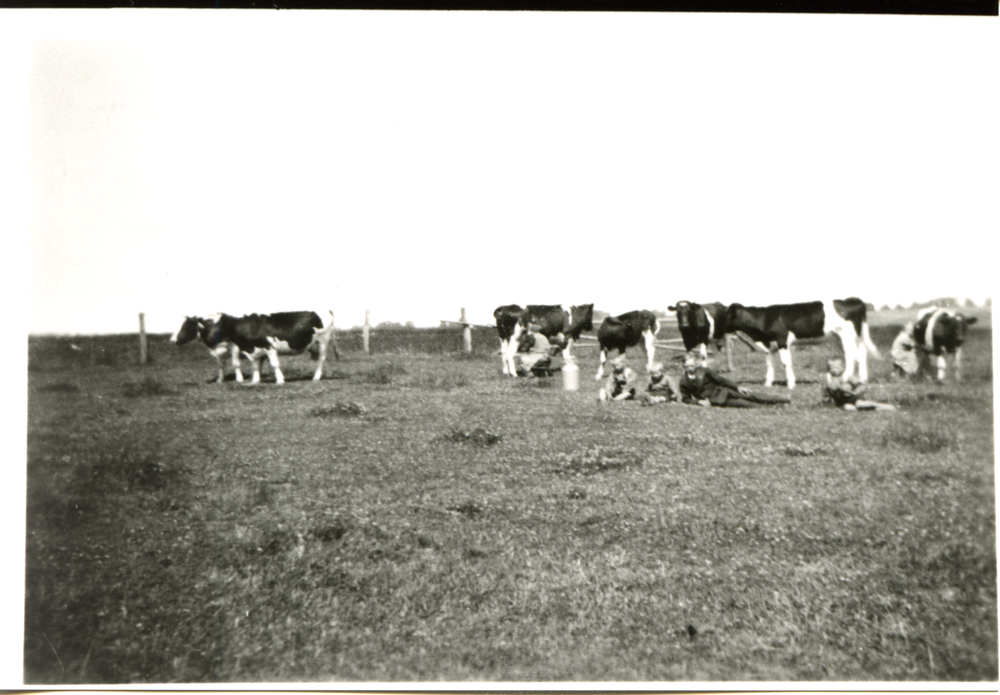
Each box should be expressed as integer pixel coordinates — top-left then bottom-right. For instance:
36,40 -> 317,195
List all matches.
547,445 -> 646,476
415,373 -> 470,390
882,421 -> 956,454
362,363 -> 408,384
514,376 -> 557,389
73,441 -> 184,497
448,501 -> 485,519
441,427 -> 501,447
310,401 -> 368,418
121,376 -> 178,398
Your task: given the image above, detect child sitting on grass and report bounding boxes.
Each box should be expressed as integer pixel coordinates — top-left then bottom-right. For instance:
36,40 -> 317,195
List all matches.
598,356 -> 638,402
823,358 -> 896,411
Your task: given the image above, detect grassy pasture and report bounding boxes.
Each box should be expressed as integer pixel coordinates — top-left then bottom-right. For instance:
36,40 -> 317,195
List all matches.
24,320 -> 996,683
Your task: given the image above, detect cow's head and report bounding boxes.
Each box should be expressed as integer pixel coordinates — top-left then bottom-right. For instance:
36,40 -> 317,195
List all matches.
667,301 -> 706,330
198,315 -> 225,348
171,316 -> 203,345
669,301 -> 702,329
941,313 -> 978,349
570,304 -> 594,335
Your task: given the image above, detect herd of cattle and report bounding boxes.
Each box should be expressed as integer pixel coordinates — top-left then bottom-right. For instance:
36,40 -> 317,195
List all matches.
170,299 -> 979,387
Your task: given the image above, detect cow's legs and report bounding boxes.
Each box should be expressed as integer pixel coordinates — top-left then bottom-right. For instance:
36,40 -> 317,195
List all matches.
499,338 -> 511,376
778,344 -> 796,389
208,345 -> 228,383
232,347 -> 245,383
698,343 -> 709,367
935,354 -> 947,382
836,329 -> 866,385
596,347 -> 608,380
264,349 -> 285,385
642,330 -> 656,372
561,337 -> 576,374
954,347 -> 963,382
311,342 -> 326,381
760,343 -> 776,387
504,325 -> 524,377
854,335 -> 869,384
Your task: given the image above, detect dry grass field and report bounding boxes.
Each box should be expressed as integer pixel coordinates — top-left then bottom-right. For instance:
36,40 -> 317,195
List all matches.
23,316 -> 996,683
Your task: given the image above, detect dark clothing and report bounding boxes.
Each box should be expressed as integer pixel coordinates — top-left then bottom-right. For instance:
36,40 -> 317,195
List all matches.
647,372 -> 682,402
824,374 -> 865,407
680,366 -> 790,407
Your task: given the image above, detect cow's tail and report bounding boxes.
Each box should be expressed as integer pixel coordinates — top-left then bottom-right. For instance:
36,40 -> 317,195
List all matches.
317,310 -> 341,360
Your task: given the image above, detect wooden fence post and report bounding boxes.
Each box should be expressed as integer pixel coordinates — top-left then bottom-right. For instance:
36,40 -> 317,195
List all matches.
330,312 -> 341,360
461,307 -> 472,354
363,309 -> 371,355
139,312 -> 148,365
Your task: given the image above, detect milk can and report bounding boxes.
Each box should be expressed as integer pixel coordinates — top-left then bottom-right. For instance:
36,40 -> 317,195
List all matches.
562,357 -> 580,391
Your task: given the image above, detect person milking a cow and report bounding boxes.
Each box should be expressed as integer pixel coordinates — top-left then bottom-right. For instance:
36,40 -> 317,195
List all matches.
514,325 -> 560,377
890,321 -> 926,380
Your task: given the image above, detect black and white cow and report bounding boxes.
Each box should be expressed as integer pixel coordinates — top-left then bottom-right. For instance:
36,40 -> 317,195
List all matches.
171,311 -> 336,384
594,310 -> 660,380
668,300 -> 728,367
494,304 -> 594,377
913,307 -> 978,382
724,298 -> 879,389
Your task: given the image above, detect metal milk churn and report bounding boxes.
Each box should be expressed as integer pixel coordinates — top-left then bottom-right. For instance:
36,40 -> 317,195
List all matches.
562,356 -> 580,391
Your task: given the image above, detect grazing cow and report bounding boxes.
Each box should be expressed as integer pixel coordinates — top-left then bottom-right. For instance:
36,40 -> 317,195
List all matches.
913,307 -> 978,382
594,310 -> 660,380
724,298 -> 879,389
668,301 -> 728,367
171,311 -> 336,384
494,304 -> 594,377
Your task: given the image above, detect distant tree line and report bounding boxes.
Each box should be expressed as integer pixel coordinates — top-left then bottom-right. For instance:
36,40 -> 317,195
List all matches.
878,297 -> 988,312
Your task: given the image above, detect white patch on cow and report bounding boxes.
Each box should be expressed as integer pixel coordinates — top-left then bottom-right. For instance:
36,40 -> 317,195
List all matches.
231,345 -> 245,383
781,334 -> 797,389
761,343 -> 776,387
642,327 -> 657,372
701,309 -> 714,367
266,338 -> 295,353
822,299 -> 866,386
499,337 -> 511,375
506,322 -> 525,378
924,309 -> 945,352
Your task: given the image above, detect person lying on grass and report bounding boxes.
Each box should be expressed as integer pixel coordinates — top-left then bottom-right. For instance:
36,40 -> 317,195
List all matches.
823,357 -> 896,411
598,356 -> 639,402
679,354 -> 791,408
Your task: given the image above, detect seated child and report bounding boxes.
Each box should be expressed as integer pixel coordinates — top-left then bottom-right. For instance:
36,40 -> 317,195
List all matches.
823,358 -> 896,411
642,362 -> 683,405
599,357 -> 638,402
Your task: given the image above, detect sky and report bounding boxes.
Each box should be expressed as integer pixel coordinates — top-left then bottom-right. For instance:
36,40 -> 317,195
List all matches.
7,10 -> 998,336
